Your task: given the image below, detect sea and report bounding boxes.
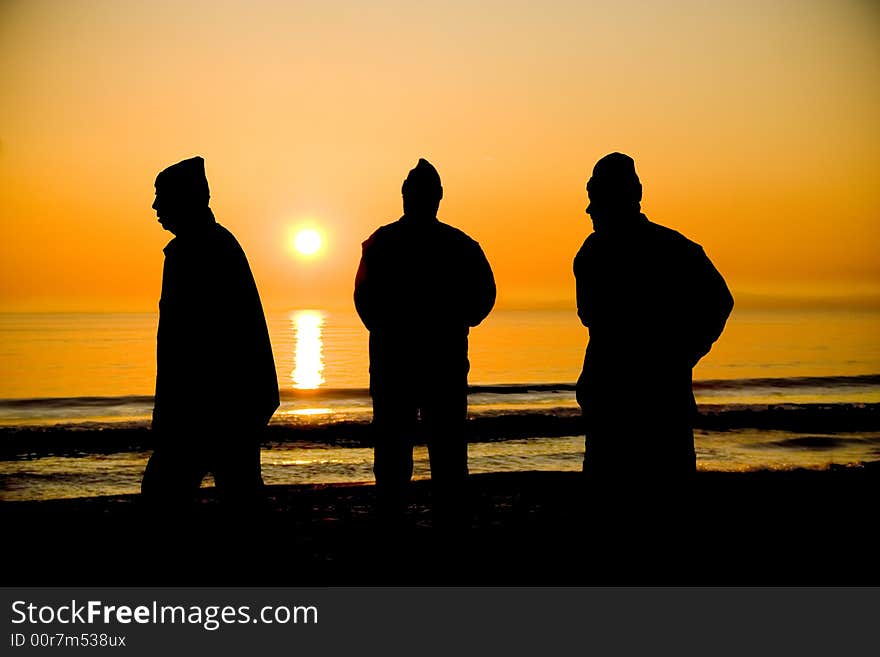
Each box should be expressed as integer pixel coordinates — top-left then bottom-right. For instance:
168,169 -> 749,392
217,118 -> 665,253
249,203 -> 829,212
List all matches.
1,308 -> 879,500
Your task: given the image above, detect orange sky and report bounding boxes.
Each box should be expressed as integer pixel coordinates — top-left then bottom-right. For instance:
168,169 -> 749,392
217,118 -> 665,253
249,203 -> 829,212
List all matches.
1,0 -> 878,312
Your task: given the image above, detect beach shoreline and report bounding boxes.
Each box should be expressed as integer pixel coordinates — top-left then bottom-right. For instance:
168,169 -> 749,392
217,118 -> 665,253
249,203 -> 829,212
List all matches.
3,401 -> 879,453
3,404 -> 880,501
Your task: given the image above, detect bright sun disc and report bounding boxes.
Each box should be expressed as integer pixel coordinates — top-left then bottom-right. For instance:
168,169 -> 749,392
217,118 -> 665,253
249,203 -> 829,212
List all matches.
293,229 -> 322,256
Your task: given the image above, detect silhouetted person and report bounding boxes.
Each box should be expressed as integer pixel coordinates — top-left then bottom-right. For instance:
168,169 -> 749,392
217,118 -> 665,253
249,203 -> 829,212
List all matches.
141,156 -> 279,510
355,159 -> 496,528
574,153 -> 733,493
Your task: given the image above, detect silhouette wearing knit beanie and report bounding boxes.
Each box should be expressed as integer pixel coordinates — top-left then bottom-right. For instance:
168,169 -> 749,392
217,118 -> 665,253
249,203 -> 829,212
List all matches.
574,152 -> 733,494
355,158 -> 496,531
142,156 -> 279,511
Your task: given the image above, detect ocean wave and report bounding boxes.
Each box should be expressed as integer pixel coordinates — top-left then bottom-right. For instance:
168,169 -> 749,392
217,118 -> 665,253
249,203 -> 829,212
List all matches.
693,374 -> 880,391
0,395 -> 154,410
2,403 -> 878,460
768,435 -> 880,450
1,374 -> 878,410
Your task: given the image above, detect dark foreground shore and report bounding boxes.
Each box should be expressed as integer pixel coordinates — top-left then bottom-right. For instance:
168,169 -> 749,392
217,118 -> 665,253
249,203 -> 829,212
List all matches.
3,466 -> 878,586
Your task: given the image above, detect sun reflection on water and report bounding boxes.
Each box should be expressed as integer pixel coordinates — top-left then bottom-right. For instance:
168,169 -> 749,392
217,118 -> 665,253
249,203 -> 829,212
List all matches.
291,310 -> 325,390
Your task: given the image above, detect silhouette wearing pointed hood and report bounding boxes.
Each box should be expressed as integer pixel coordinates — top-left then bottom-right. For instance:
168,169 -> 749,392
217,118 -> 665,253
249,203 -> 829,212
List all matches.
142,156 -> 279,507
574,152 -> 733,483
354,158 -> 496,526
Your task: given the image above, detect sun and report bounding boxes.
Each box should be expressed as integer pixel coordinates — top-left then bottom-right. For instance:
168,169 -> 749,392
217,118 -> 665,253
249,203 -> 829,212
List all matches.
291,228 -> 323,257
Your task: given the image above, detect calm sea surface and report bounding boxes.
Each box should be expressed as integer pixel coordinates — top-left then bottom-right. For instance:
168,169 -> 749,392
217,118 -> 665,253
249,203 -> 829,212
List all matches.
3,307 -> 880,400
1,308 -> 879,500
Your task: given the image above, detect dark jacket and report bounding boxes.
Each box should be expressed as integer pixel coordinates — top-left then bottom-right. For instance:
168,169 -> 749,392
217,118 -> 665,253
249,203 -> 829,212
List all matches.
574,214 -> 733,424
354,216 -> 495,396
154,219 -> 279,430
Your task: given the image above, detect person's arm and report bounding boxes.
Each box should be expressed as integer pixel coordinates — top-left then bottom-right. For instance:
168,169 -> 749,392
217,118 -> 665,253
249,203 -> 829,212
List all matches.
574,241 -> 593,328
354,235 -> 376,330
214,235 -> 279,426
688,246 -> 734,366
152,247 -> 182,430
464,242 -> 496,327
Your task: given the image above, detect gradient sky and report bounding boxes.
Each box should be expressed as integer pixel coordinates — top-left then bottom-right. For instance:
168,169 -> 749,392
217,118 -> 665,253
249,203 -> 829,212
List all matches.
1,0 -> 878,311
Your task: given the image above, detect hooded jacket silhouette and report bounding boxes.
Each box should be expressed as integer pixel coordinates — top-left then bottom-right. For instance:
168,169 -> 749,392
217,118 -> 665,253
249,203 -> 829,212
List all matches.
154,228 -> 278,429
354,159 -> 495,520
574,153 -> 733,478
143,156 -> 278,503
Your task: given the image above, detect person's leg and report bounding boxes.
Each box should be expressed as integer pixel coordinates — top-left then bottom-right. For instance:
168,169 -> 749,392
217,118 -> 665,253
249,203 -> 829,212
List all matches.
372,393 -> 418,525
582,419 -> 624,542
140,429 -> 208,578
638,422 -> 696,529
211,426 -> 265,510
422,388 -> 469,529
141,429 -> 206,508
208,428 -> 266,572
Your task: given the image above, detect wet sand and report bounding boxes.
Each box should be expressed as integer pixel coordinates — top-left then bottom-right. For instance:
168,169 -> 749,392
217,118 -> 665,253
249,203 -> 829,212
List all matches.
2,465 -> 878,586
